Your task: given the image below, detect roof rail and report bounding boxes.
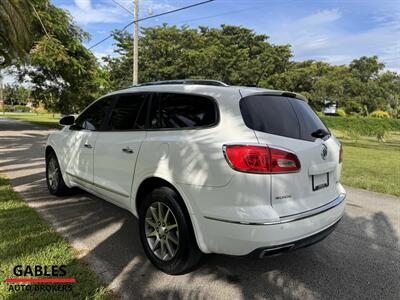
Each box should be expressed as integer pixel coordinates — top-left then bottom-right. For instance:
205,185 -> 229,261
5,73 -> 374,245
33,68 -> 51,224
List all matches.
132,79 -> 229,87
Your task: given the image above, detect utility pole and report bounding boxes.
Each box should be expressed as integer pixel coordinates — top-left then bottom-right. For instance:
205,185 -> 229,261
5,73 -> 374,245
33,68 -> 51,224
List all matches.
133,0 -> 139,85
0,56 -> 5,114
100,0 -> 215,85
0,76 -> 3,115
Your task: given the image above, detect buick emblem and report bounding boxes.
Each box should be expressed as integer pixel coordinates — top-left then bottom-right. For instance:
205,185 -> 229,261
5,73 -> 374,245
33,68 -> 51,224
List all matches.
321,144 -> 328,160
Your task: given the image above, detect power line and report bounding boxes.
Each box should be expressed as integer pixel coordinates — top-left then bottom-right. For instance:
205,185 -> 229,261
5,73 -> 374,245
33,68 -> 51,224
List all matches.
111,0 -> 134,15
88,21 -> 133,50
31,2 -> 51,39
131,0 -> 214,23
89,0 -> 215,50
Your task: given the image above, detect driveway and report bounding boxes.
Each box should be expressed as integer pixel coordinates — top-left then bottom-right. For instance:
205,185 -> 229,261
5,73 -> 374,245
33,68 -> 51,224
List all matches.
0,117 -> 399,300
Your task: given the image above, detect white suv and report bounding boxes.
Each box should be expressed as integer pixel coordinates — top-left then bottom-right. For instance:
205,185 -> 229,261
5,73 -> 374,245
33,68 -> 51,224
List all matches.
46,80 -> 346,274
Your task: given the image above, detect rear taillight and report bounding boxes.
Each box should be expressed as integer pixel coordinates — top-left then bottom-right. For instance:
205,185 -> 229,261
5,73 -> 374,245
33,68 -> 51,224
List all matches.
223,145 -> 301,174
339,144 -> 343,163
270,148 -> 301,173
224,145 -> 270,173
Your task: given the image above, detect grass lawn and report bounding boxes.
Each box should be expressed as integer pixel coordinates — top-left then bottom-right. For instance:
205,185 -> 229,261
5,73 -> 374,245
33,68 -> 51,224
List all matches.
334,131 -> 400,196
0,112 -> 61,128
0,175 -> 114,299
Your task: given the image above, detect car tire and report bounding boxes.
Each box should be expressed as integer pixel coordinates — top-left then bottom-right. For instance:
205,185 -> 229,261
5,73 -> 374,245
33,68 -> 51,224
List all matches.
46,151 -> 70,196
139,186 -> 202,274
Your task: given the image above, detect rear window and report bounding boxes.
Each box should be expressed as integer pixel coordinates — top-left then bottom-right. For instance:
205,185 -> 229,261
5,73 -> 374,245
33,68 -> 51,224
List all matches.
240,95 -> 328,142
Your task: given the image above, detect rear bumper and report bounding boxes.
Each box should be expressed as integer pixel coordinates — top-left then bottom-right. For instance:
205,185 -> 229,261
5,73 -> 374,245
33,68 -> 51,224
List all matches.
196,193 -> 346,255
249,217 -> 341,258
205,193 -> 346,225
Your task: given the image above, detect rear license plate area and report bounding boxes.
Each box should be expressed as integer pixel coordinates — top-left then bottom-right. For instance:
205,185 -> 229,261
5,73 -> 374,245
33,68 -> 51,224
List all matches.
312,173 -> 329,191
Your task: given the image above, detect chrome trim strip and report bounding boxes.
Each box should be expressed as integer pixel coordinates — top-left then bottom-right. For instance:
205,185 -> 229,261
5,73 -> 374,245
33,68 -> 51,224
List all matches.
93,182 -> 130,198
204,193 -> 346,225
66,171 -> 92,185
66,172 -> 130,198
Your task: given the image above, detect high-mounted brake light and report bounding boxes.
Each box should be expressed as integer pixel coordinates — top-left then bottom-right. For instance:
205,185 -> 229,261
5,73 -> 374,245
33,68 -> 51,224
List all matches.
223,145 -> 301,174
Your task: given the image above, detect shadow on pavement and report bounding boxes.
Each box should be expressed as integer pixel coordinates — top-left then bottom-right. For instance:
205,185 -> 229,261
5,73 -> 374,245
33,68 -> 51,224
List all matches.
1,119 -> 399,299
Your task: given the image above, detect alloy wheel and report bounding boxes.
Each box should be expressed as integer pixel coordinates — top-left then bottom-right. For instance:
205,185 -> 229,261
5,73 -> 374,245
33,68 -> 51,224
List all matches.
47,156 -> 59,191
145,201 -> 179,261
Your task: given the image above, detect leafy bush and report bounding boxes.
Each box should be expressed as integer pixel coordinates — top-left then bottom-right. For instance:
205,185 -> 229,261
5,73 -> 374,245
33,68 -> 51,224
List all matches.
33,103 -> 48,114
370,110 -> 390,119
336,108 -> 346,117
14,105 -> 31,112
2,105 -> 12,111
321,116 -> 400,136
2,105 -> 31,112
343,100 -> 363,115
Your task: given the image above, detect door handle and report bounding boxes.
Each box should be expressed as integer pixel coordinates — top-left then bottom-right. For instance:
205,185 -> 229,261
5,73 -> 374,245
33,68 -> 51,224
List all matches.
122,147 -> 134,154
84,143 -> 93,149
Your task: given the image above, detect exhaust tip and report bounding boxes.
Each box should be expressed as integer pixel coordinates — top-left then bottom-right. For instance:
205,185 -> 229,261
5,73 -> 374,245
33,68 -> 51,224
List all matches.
258,244 -> 295,258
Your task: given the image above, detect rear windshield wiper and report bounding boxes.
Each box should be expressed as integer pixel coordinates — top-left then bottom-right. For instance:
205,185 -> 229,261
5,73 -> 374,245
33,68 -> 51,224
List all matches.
311,128 -> 330,139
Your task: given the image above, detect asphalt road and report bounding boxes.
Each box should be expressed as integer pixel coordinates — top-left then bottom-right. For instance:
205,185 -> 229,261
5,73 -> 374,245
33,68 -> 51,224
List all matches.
0,117 -> 399,300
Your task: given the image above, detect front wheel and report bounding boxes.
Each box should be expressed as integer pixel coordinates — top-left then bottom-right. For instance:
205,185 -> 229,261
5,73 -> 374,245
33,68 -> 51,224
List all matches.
46,152 -> 70,196
138,187 -> 202,274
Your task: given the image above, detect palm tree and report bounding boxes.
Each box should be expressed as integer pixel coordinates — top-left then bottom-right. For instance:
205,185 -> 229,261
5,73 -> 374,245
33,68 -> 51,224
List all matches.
0,0 -> 32,65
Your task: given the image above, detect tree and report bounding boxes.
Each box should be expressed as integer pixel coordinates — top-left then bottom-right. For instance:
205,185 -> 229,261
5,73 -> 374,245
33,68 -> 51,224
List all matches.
0,0 -> 32,65
263,56 -> 399,114
12,1 -> 109,113
3,84 -> 30,105
262,60 -> 338,108
100,23 -> 400,117
349,56 -> 385,82
104,24 -> 292,89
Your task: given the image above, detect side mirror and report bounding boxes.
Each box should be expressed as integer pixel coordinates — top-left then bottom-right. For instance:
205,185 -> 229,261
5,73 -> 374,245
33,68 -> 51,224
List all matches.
59,115 -> 75,126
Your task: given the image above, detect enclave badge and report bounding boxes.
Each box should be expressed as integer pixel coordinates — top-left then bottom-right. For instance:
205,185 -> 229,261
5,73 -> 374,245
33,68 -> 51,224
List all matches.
321,144 -> 328,160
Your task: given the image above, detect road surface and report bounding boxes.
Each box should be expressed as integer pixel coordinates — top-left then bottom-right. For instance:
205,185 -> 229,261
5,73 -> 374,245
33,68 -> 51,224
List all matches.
0,118 -> 399,300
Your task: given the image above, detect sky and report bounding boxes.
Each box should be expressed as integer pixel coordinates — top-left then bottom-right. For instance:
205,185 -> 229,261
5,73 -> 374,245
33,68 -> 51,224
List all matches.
2,0 -> 400,84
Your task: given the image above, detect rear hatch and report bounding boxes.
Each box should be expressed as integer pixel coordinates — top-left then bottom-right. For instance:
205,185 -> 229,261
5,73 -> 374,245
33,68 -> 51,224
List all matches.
240,93 -> 342,217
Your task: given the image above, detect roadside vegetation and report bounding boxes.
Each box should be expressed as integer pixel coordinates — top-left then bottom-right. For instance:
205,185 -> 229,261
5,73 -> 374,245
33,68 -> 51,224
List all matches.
333,131 -> 400,196
0,176 -> 114,299
1,113 -> 60,128
321,116 -> 400,137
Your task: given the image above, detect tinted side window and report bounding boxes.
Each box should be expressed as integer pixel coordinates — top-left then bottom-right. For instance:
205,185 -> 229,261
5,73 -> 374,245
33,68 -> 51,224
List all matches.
290,99 -> 328,141
149,93 -> 217,129
108,94 -> 148,130
240,95 -> 300,139
75,97 -> 114,131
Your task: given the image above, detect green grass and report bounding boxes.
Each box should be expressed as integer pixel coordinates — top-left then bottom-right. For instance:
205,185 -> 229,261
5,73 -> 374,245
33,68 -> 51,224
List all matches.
0,112 -> 61,128
0,176 -> 114,300
334,131 -> 400,196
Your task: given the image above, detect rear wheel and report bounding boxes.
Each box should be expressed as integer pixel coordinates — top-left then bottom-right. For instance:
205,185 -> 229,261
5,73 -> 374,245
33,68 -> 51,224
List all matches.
46,152 -> 70,196
138,187 -> 202,274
